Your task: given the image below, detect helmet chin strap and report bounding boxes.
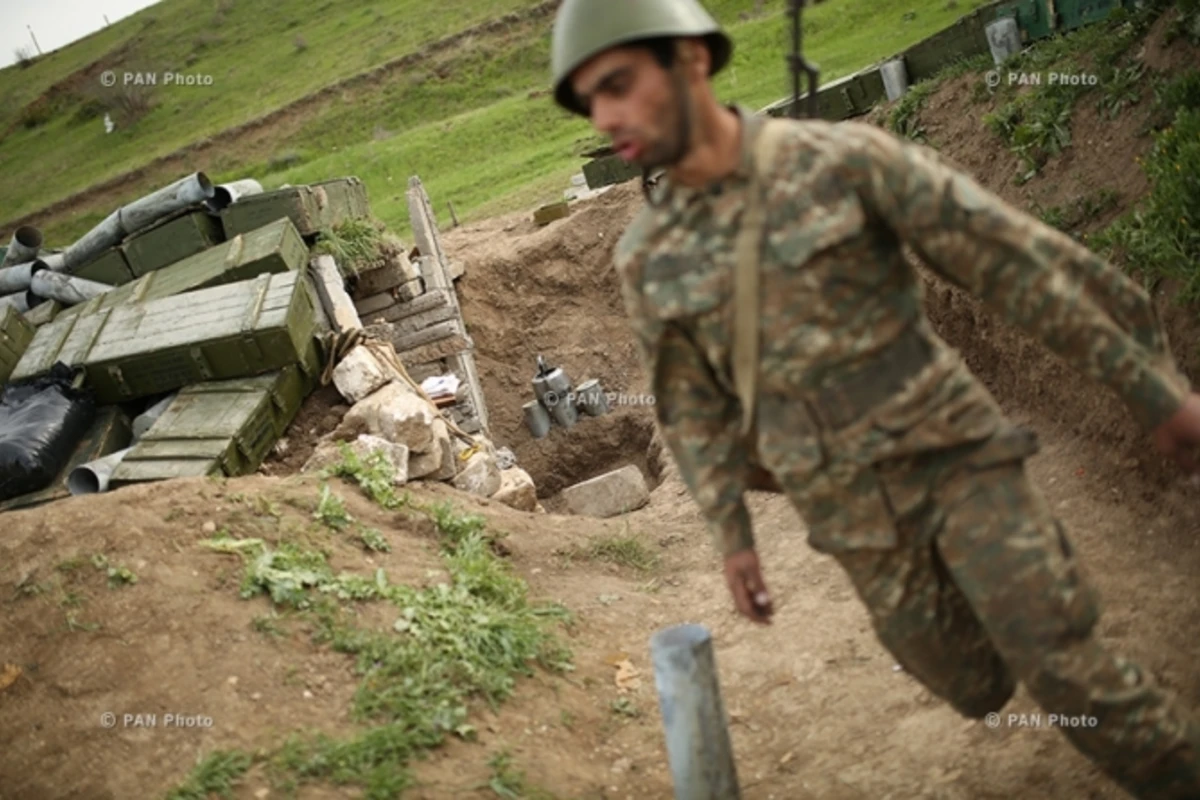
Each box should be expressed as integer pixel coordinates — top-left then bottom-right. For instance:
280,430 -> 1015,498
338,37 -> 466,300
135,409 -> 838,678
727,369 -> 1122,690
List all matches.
642,47 -> 698,208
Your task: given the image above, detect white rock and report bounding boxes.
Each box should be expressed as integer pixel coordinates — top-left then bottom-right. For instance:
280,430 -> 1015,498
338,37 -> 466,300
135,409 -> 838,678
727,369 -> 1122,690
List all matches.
341,382 -> 438,453
495,447 -> 517,470
562,465 -> 649,518
452,451 -> 501,497
492,467 -> 537,511
408,419 -> 455,480
332,346 -> 393,404
303,435 -> 409,485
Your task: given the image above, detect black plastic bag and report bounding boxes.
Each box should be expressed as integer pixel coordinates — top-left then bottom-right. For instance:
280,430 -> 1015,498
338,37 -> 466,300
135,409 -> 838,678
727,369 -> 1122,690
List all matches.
0,363 -> 96,503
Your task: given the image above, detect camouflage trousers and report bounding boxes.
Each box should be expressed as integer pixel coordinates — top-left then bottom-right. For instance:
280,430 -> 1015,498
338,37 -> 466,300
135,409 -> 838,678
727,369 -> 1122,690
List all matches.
830,437 -> 1200,799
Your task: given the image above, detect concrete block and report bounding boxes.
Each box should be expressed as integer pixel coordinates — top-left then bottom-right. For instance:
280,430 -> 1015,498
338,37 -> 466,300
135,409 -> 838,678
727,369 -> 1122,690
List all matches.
304,435 -> 410,485
562,465 -> 650,518
447,260 -> 464,280
339,381 -> 438,453
332,345 -> 394,404
408,418 -> 455,480
452,450 -> 501,497
493,466 -> 537,511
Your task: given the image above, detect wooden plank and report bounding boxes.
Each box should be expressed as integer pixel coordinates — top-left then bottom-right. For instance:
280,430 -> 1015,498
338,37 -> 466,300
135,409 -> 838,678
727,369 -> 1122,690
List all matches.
0,303 -> 36,383
392,319 -> 463,353
363,289 -> 450,325
354,291 -> 398,317
396,334 -> 471,366
391,303 -> 457,337
308,256 -> 362,334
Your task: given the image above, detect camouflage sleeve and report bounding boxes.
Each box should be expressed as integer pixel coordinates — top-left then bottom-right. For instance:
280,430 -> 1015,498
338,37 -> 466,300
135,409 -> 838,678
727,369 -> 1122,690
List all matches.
614,224 -> 754,558
846,122 -> 1190,431
652,323 -> 755,557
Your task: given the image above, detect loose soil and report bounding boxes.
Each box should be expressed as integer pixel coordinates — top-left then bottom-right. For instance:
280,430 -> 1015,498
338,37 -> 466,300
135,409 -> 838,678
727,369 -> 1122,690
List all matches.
4,12 -> 1200,799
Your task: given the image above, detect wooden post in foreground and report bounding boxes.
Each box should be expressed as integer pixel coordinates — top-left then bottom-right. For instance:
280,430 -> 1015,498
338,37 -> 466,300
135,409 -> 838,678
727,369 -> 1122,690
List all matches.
650,624 -> 740,799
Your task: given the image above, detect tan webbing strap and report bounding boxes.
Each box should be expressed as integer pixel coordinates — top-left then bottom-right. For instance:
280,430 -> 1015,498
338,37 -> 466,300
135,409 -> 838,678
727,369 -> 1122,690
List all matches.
733,118 -> 791,436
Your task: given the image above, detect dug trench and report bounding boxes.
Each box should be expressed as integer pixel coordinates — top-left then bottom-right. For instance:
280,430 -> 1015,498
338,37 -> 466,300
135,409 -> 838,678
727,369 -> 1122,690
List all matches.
4,26 -> 1200,800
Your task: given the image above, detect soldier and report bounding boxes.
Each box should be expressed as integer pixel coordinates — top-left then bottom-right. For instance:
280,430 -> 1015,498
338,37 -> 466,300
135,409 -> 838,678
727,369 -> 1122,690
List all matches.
550,0 -> 1200,797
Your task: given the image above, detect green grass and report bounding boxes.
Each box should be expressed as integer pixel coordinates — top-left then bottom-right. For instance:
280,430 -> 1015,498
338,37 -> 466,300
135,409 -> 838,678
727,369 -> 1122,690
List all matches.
164,750 -> 253,800
980,3 -> 1163,184
311,218 -> 387,276
10,0 -> 985,243
1089,71 -> 1200,299
168,452 -> 573,798
560,530 -> 660,572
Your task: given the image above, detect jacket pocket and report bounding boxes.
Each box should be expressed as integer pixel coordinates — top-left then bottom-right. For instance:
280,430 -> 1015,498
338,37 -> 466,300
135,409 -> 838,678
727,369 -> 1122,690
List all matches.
640,253 -> 727,321
800,462 -> 900,553
766,194 -> 867,268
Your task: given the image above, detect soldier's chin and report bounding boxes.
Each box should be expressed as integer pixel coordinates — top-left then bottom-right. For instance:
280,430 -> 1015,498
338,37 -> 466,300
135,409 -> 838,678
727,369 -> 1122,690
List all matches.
636,146 -> 682,172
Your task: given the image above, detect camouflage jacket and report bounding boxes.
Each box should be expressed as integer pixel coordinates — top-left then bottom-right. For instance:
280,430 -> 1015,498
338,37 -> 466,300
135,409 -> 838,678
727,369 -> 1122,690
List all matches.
614,106 -> 1190,557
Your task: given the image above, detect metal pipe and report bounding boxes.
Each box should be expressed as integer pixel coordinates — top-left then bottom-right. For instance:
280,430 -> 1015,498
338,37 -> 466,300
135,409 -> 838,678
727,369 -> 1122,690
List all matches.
0,292 -> 30,313
523,400 -> 551,439
67,447 -> 133,495
1,226 -> 43,267
118,171 -> 214,235
0,259 -> 46,294
29,270 -> 113,306
60,173 -> 215,272
40,252 -> 66,272
205,178 -> 263,212
547,389 -> 578,429
132,393 -> 177,441
651,624 -> 741,799
575,378 -> 611,417
61,210 -> 123,272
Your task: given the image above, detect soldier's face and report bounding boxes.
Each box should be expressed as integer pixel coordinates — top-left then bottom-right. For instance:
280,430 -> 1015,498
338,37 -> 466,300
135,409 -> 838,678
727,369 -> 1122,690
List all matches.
570,46 -> 691,170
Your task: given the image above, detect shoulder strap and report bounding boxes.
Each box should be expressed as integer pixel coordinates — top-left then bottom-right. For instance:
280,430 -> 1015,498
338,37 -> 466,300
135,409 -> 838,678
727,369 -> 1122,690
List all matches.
733,117 -> 791,436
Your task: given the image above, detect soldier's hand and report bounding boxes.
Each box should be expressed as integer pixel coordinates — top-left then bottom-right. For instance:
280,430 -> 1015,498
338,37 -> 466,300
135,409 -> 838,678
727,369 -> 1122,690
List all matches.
723,549 -> 773,624
1152,393 -> 1200,473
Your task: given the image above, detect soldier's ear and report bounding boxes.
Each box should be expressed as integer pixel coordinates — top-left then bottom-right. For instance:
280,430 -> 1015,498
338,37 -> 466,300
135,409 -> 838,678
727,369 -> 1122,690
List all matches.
675,38 -> 710,80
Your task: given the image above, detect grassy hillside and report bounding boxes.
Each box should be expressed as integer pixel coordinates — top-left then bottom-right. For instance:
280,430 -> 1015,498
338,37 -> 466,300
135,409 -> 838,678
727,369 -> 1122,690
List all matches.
0,0 -> 987,244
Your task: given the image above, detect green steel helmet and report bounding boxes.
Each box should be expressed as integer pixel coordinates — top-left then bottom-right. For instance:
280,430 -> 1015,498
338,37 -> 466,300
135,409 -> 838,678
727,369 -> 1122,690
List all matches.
551,0 -> 733,116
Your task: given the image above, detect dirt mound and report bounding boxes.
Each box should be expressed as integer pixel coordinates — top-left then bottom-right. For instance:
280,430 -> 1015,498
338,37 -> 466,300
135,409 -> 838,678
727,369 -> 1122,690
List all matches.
906,9 -> 1200,494
443,182 -> 664,499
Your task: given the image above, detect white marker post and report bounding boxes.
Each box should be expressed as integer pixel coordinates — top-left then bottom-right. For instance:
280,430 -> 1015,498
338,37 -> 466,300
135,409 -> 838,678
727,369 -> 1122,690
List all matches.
650,624 -> 740,799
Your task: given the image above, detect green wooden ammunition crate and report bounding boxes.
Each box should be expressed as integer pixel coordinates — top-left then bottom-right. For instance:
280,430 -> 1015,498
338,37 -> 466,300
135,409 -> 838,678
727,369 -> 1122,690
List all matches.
73,247 -> 135,286
0,405 -> 132,511
108,453 -> 225,485
582,154 -> 640,189
311,176 -> 371,222
123,208 -> 225,277
220,177 -> 369,238
112,365 -> 313,485
24,300 -> 63,327
58,218 -> 307,323
0,304 -> 36,384
12,271 -> 320,402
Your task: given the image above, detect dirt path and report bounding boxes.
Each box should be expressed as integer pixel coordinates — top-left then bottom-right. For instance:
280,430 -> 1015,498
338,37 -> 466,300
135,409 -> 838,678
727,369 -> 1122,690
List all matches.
389,400 -> 1200,799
